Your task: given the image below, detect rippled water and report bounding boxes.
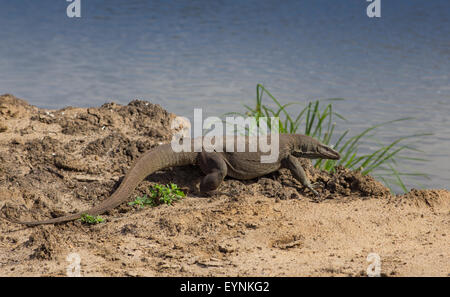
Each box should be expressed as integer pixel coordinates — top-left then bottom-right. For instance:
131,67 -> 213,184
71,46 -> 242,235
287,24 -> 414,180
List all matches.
0,0 -> 449,190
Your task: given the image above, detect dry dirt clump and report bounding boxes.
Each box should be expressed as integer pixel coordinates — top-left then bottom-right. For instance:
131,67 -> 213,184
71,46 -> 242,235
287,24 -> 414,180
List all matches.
0,94 -> 448,277
394,189 -> 450,208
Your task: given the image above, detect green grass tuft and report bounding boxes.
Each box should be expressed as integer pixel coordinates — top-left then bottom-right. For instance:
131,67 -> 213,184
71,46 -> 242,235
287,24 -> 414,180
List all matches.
227,83 -> 431,193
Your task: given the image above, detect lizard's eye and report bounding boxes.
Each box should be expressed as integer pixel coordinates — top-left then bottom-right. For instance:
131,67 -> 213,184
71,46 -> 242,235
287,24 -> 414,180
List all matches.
301,144 -> 308,153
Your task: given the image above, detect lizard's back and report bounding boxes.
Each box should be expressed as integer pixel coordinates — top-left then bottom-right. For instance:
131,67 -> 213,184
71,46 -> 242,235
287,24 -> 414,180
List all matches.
206,135 -> 291,179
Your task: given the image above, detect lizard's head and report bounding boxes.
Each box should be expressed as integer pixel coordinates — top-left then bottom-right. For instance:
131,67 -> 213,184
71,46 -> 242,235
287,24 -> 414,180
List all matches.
292,136 -> 340,160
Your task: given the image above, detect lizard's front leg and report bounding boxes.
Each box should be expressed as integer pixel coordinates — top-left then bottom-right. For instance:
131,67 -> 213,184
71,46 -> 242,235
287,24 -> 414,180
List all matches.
282,154 -> 319,196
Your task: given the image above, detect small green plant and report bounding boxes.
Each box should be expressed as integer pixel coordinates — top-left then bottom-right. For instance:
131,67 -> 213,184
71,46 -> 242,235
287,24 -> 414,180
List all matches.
128,195 -> 156,208
226,83 -> 431,193
129,183 -> 185,208
79,213 -> 104,224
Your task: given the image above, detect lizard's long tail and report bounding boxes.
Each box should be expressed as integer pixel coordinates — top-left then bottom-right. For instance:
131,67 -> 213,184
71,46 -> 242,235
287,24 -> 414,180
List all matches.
1,144 -> 198,226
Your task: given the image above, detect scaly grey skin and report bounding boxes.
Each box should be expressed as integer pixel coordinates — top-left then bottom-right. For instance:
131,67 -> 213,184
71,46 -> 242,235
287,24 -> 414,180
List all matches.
1,134 -> 340,226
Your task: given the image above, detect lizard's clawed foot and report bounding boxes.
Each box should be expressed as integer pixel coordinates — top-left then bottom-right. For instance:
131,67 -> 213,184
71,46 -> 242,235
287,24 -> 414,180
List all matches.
199,191 -> 215,198
306,182 -> 320,196
306,182 -> 326,202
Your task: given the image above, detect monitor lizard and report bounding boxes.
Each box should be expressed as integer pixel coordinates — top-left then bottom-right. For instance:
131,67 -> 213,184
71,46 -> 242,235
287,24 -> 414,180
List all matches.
1,134 -> 340,225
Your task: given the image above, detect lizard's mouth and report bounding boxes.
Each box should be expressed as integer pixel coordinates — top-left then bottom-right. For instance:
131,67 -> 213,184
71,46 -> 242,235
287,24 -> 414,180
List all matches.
293,145 -> 340,160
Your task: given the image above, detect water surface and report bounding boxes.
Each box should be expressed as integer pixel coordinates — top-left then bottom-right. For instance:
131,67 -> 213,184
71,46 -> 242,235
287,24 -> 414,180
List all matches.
0,0 -> 449,190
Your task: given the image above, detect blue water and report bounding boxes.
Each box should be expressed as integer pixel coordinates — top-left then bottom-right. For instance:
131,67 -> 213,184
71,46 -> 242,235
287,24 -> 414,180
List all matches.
0,0 -> 449,190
